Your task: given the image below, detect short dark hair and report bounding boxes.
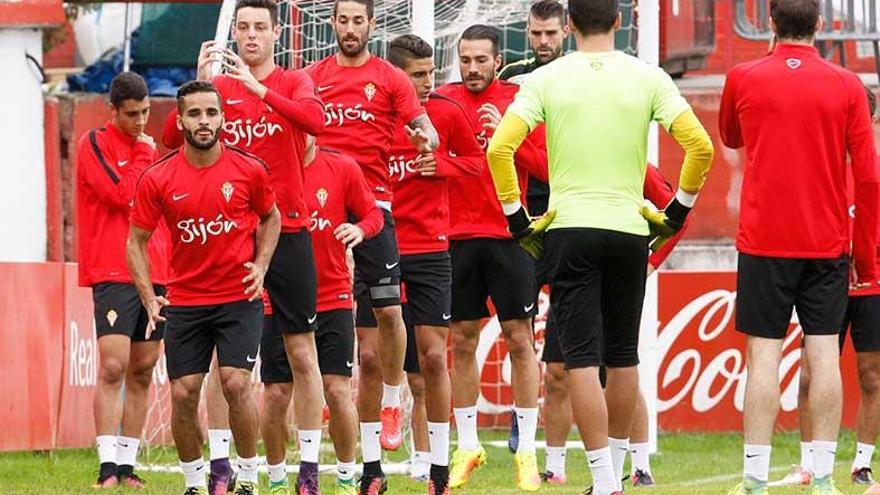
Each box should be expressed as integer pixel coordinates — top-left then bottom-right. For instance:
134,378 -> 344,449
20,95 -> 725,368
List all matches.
459,24 -> 500,55
866,85 -> 877,118
387,34 -> 434,70
109,72 -> 148,107
770,0 -> 820,41
530,0 -> 566,25
234,0 -> 279,27
176,80 -> 222,113
568,0 -> 619,36
333,0 -> 374,19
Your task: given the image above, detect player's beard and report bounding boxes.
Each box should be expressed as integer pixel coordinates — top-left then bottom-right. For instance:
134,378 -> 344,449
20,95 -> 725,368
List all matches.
534,44 -> 562,65
464,71 -> 494,94
336,30 -> 370,57
184,126 -> 221,150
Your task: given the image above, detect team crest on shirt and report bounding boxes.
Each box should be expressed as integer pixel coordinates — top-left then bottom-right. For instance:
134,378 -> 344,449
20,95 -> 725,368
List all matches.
590,61 -> 604,71
364,82 -> 377,102
221,181 -> 234,203
106,309 -> 118,328
786,58 -> 802,70
316,187 -> 329,208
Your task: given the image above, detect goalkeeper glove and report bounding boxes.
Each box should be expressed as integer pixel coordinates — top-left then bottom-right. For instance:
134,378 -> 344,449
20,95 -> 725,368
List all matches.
505,206 -> 556,259
641,196 -> 691,252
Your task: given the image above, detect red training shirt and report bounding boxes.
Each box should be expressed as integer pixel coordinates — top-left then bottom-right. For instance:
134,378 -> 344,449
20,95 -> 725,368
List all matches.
389,93 -> 485,255
77,122 -> 169,287
131,145 -> 276,306
848,156 -> 880,296
305,55 -> 426,203
435,80 -> 548,240
305,147 -> 383,312
644,164 -> 689,269
162,68 -> 324,233
720,43 -> 879,282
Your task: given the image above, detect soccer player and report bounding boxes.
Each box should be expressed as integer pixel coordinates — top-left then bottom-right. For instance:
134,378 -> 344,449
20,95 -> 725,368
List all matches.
776,87 -> 880,494
536,165 -> 690,487
487,1 -> 714,494
434,24 -> 549,491
77,71 -> 169,489
385,34 -> 486,495
304,1 -> 439,491
289,135 -> 383,495
719,0 -> 879,493
128,80 -> 281,495
163,1 -> 328,491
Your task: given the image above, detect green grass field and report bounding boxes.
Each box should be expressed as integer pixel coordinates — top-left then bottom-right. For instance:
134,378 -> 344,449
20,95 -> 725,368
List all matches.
0,430 -> 865,494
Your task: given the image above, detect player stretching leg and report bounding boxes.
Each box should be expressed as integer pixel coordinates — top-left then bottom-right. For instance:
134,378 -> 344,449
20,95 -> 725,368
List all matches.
77,72 -> 169,489
387,34 -> 485,495
488,1 -> 714,493
129,80 -> 281,495
304,2 -> 438,492
435,25 -> 549,491
720,0 -> 879,493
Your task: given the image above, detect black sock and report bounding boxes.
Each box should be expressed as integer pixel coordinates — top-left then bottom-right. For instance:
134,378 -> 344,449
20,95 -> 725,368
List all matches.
117,464 -> 134,478
362,461 -> 383,477
210,458 -> 231,477
430,464 -> 449,483
299,461 -> 318,477
99,462 -> 118,480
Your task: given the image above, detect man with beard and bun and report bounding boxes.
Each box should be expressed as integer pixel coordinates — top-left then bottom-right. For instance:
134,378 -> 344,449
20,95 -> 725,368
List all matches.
434,24 -> 549,492
304,2 -> 439,493
78,71 -> 169,489
162,1 -> 327,493
128,80 -> 281,495
384,34 -> 485,495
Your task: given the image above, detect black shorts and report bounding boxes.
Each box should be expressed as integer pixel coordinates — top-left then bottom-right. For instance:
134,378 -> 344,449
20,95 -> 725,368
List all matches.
533,253 -> 555,296
450,238 -> 537,322
164,299 -> 263,380
736,253 -> 848,338
93,283 -> 166,342
353,208 -> 401,308
546,228 -> 648,369
541,310 -> 563,363
841,295 -> 880,352
261,309 -> 356,382
403,304 -> 420,373
266,231 -> 318,334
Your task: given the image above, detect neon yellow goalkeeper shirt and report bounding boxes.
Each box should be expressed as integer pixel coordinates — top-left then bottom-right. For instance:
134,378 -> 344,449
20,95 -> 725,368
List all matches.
506,50 -> 692,235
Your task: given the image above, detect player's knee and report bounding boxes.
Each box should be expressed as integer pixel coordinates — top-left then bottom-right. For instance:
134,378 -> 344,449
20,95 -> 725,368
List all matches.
171,381 -> 200,408
323,379 -> 351,408
264,382 -> 293,408
126,363 -> 155,389
798,366 -> 811,399
419,347 -> 447,378
372,305 -> 401,328
358,345 -> 381,375
505,329 -> 535,359
407,373 -> 426,399
451,330 -> 478,357
544,365 -> 567,395
859,365 -> 880,398
286,346 -> 317,372
99,357 -> 127,385
220,373 -> 252,401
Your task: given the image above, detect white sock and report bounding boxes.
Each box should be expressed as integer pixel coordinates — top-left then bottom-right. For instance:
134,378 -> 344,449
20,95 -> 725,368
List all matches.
743,444 -> 772,482
545,446 -> 567,476
180,458 -> 207,488
360,422 -> 382,463
854,442 -> 875,471
338,460 -> 356,481
812,440 -> 837,479
116,436 -> 140,467
629,442 -> 651,474
608,437 -> 629,485
514,407 -> 538,454
299,429 -> 322,464
586,447 -> 617,495
382,383 -> 401,408
453,406 -> 480,452
267,462 -> 287,484
97,435 -> 117,465
411,452 -> 431,478
800,441 -> 813,473
208,429 -> 232,460
428,421 -> 450,466
237,456 -> 259,483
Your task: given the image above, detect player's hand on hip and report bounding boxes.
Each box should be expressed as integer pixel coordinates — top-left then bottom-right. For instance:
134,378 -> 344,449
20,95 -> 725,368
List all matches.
415,153 -> 438,176
242,261 -> 268,301
405,126 -> 432,154
145,295 -> 169,340
221,49 -> 267,99
197,40 -> 220,81
334,223 -> 365,249
478,103 -> 502,130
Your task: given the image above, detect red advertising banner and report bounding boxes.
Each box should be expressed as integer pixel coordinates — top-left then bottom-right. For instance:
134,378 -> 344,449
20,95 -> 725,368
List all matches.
656,271 -> 861,432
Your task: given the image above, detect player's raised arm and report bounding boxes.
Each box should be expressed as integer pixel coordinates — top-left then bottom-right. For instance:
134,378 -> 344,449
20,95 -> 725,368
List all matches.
260,70 -> 325,135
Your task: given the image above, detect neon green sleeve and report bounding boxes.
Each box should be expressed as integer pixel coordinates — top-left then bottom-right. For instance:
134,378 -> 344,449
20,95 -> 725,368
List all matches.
670,110 -> 715,194
487,113 -> 531,205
